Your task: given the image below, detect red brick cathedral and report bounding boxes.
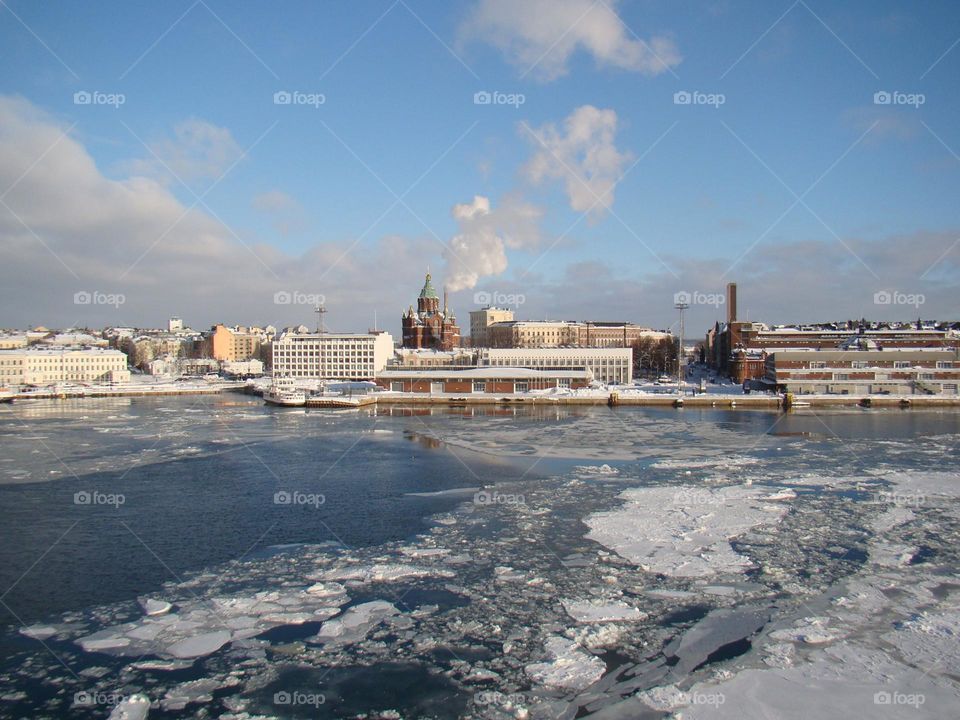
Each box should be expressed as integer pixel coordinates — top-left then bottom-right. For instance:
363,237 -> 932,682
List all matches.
402,272 -> 460,350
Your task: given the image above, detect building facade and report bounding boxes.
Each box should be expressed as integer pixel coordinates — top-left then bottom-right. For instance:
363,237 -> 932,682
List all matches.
479,347 -> 632,384
483,320 -> 665,349
376,367 -> 592,394
469,307 -> 514,347
0,348 -> 130,386
272,331 -> 394,380
765,349 -> 960,395
210,324 -> 264,362
402,273 -> 460,350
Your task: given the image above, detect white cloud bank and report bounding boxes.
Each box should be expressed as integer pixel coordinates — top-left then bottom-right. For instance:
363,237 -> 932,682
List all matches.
460,0 -> 681,81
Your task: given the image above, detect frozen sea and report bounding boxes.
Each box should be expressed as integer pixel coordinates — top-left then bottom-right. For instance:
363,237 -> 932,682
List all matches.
0,395 -> 959,719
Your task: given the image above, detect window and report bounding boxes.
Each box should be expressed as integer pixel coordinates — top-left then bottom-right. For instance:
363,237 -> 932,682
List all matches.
515,382 -> 528,393
809,361 -> 826,369
937,361 -> 954,369
894,361 -> 911,369
851,361 -> 868,369
472,381 -> 486,393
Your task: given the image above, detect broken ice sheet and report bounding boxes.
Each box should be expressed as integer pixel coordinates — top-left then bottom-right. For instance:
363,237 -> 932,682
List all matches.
525,636 -> 606,692
583,485 -> 791,578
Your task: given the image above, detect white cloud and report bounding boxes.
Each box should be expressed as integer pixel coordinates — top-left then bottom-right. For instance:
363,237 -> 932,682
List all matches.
0,96 -> 435,332
522,105 -> 632,216
253,190 -> 304,237
460,0 -> 681,81
443,194 -> 543,292
127,117 -> 244,185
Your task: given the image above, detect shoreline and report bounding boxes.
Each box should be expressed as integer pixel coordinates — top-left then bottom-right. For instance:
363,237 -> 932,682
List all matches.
5,386 -> 960,409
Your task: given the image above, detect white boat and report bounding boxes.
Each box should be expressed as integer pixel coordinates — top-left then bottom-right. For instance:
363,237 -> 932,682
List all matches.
0,388 -> 14,403
263,377 -> 306,407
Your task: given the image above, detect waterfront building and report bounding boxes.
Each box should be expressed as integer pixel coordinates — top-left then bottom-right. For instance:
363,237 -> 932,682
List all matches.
478,347 -> 632,384
272,330 -> 394,380
706,283 -> 960,382
375,366 -> 592,394
765,348 -> 960,395
401,273 -> 460,350
0,347 -> 130,386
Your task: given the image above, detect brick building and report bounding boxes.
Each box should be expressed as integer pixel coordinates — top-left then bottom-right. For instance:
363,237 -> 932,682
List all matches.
402,273 -> 460,350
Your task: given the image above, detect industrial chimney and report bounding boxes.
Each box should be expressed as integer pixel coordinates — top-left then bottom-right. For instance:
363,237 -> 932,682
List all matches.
727,282 -> 737,324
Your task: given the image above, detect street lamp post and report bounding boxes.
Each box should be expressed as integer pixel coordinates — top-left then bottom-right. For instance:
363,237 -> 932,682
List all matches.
674,301 -> 688,392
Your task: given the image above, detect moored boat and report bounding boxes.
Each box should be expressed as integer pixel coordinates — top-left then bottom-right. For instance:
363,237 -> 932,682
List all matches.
263,377 -> 306,407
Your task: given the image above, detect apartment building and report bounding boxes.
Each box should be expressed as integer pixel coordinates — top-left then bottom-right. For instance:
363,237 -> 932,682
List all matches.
0,347 -> 130,386
210,324 -> 263,362
469,307 -> 515,347
272,331 -> 394,380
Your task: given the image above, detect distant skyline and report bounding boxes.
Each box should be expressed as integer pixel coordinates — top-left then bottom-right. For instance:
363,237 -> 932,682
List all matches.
1,0 -> 958,338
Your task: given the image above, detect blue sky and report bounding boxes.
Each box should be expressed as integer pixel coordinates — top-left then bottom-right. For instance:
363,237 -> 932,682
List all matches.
0,0 -> 958,334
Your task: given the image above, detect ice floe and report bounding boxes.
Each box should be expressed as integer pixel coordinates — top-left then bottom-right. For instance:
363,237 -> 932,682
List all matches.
584,485 -> 791,577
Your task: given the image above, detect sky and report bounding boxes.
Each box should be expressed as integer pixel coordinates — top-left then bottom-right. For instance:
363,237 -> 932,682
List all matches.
0,0 -> 958,339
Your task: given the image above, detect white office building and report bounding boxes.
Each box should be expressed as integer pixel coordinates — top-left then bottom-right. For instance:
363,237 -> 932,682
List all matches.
272,331 -> 394,380
479,347 -> 633,384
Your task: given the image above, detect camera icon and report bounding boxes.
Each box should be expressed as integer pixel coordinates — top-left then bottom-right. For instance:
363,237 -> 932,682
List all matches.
74,491 -> 91,505
673,90 -> 692,105
274,491 -> 292,505
874,91 -> 892,105
473,291 -> 492,305
474,491 -> 492,505
673,290 -> 692,305
474,91 -> 492,105
74,691 -> 94,706
73,90 -> 92,105
273,90 -> 292,105
274,691 -> 292,705
273,290 -> 292,305
873,290 -> 892,305
874,691 -> 891,705
74,290 -> 92,305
